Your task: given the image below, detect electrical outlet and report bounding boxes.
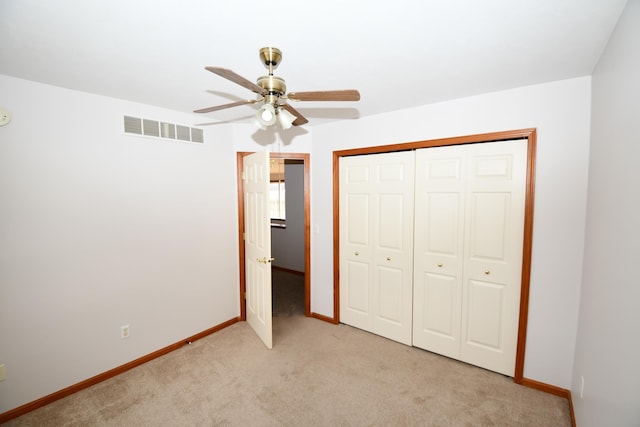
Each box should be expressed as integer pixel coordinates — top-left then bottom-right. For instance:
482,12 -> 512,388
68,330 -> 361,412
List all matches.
0,108 -> 10,126
120,324 -> 130,339
0,364 -> 6,381
580,376 -> 585,398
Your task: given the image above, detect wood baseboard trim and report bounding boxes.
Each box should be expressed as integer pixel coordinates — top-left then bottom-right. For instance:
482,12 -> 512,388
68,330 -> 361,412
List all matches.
0,317 -> 240,424
311,312 -> 338,324
521,377 -> 570,398
567,390 -> 577,427
521,377 -> 576,427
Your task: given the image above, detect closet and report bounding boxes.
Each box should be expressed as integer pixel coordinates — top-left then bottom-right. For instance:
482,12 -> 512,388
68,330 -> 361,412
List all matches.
339,139 -> 527,376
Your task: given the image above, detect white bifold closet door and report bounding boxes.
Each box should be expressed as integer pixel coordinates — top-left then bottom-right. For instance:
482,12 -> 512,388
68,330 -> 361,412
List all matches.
339,151 -> 415,345
413,140 -> 527,376
339,140 -> 527,376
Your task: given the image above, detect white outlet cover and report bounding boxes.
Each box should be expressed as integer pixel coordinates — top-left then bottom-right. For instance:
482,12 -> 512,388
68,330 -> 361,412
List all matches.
0,108 -> 10,126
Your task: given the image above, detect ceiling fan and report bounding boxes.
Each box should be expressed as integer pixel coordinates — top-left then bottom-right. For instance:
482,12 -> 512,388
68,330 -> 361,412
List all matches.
194,47 -> 360,129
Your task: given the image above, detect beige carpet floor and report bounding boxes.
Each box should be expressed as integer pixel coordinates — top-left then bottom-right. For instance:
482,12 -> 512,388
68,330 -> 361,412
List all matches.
5,271 -> 572,426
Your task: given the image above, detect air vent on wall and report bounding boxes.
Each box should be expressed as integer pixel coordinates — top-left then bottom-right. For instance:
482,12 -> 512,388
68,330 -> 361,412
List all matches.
124,116 -> 142,134
161,122 -> 175,139
191,128 -> 203,143
123,116 -> 203,143
143,119 -> 160,137
176,125 -> 190,142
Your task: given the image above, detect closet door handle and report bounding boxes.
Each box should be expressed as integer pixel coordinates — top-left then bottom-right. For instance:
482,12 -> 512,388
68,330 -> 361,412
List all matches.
387,257 -> 392,261
484,270 -> 491,275
355,251 -> 360,256
437,263 -> 443,268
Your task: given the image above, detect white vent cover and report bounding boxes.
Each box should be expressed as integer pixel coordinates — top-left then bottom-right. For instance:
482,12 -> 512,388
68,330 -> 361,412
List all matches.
161,122 -> 176,139
124,116 -> 203,144
176,125 -> 190,142
124,116 -> 142,134
143,119 -> 160,137
191,128 -> 203,143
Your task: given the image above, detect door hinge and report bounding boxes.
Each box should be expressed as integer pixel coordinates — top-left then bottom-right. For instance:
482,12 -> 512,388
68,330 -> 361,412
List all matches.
243,232 -> 246,241
244,292 -> 247,300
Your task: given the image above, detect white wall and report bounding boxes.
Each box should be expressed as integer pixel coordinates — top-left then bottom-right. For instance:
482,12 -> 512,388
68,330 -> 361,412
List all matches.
0,75 -> 240,412
0,70 -> 602,412
311,77 -> 592,389
572,0 -> 640,425
271,162 -> 305,272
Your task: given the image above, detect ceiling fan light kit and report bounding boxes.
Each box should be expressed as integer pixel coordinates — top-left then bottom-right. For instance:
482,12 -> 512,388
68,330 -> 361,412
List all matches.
277,107 -> 297,130
195,47 -> 360,130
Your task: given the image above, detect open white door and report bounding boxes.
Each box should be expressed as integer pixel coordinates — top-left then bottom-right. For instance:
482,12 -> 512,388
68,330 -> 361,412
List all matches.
243,150 -> 273,349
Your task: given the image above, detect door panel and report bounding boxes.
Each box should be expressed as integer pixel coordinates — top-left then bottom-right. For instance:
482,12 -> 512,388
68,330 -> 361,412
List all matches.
340,151 -> 414,345
346,260 -> 370,314
377,194 -> 405,249
460,140 -> 527,375
413,146 -> 466,357
423,273 -> 457,334
465,279 -> 504,349
244,150 -> 273,349
342,187 -> 373,330
377,266 -> 403,322
346,194 -> 370,246
468,192 -> 510,261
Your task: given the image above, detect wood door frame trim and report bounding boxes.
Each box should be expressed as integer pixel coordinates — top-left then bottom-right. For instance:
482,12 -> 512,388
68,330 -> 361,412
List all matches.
332,128 -> 536,384
237,152 -> 311,320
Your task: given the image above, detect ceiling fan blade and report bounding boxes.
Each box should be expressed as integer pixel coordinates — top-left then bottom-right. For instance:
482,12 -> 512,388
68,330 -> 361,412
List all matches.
194,99 -> 258,114
280,103 -> 309,126
205,66 -> 266,95
287,90 -> 360,102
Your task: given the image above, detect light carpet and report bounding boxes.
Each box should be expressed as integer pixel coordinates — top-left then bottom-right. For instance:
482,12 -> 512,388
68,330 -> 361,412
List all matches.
5,271 -> 571,426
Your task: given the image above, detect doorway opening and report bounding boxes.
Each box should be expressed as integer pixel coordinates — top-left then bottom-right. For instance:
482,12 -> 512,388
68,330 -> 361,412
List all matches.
237,152 -> 311,321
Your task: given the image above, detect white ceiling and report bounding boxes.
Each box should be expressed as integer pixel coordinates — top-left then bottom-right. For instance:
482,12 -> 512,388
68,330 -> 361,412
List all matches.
0,0 -> 628,126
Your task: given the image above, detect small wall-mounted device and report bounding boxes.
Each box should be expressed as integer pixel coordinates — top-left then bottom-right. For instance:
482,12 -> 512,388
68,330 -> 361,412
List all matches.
0,108 -> 11,126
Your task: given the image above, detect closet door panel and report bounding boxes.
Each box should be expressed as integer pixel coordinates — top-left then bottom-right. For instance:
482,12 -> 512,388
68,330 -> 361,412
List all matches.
340,165 -> 373,331
346,260 -> 370,314
460,140 -> 527,376
377,265 -> 403,323
466,279 -> 504,349
340,151 -> 414,345
414,271 -> 460,356
413,146 -> 465,356
371,153 -> 415,345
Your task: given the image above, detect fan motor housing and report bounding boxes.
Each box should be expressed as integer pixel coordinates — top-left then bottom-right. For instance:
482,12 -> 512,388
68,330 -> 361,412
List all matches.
257,75 -> 286,96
